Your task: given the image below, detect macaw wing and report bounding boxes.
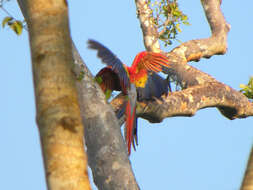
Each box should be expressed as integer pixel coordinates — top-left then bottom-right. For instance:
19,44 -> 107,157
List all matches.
137,72 -> 168,101
95,67 -> 121,92
95,67 -> 122,100
88,39 -> 130,90
135,52 -> 171,73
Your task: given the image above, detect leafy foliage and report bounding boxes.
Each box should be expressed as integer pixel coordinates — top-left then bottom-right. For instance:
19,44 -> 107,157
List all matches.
1,0 -> 25,35
94,75 -> 103,84
105,89 -> 112,100
2,16 -> 23,35
2,16 -> 12,27
148,0 -> 190,46
240,77 -> 253,100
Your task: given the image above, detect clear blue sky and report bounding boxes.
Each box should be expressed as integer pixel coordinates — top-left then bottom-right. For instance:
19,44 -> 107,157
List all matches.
1,1 -> 252,190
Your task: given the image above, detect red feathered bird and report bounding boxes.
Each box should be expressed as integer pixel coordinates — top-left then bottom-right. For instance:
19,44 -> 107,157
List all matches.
88,39 -> 170,154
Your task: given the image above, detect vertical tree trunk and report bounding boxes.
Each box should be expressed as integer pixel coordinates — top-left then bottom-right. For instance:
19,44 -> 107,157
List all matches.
72,42 -> 140,190
19,0 -> 91,189
241,147 -> 253,190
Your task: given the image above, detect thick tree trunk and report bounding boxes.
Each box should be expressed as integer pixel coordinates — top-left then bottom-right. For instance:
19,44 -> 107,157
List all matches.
18,0 -> 91,189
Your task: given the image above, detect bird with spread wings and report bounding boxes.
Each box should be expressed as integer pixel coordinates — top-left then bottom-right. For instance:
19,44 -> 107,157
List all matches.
88,39 -> 170,155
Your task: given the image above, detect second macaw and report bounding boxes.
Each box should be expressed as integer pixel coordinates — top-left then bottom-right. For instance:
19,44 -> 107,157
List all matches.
88,39 -> 170,155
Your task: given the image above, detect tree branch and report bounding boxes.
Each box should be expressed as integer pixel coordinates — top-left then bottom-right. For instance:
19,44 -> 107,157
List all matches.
135,0 -> 161,52
137,82 -> 253,123
72,44 -> 140,190
111,81 -> 253,123
172,0 -> 231,62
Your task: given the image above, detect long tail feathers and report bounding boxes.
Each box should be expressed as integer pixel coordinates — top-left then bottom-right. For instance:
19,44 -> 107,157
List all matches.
132,117 -> 138,151
125,100 -> 136,155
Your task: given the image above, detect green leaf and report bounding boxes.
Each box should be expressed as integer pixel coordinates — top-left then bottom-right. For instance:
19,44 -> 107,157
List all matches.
239,84 -> 247,89
105,89 -> 112,100
162,5 -> 168,12
149,0 -> 190,46
249,77 -> 253,87
175,23 -> 181,33
172,10 -> 181,17
2,16 -> 13,28
94,76 -> 103,84
240,77 -> 253,99
183,21 -> 190,26
181,15 -> 188,21
11,21 -> 23,35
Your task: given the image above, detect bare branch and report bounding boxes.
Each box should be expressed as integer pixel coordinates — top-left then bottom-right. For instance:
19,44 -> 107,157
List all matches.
135,0 -> 160,52
111,81 -> 253,123
137,82 -> 253,123
136,0 -> 230,62
172,0 -> 231,62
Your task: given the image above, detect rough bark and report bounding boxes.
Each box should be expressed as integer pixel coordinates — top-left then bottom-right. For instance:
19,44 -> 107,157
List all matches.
135,0 -> 161,52
112,81 -> 253,123
241,147 -> 253,190
18,0 -> 91,190
173,0 -> 230,62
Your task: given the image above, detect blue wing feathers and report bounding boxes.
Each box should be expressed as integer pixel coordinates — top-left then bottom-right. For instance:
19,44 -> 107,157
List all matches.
90,39 -> 169,154
88,39 -> 130,89
137,73 -> 168,101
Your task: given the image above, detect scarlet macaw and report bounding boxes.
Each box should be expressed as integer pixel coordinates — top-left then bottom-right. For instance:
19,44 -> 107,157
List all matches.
88,39 -> 170,154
